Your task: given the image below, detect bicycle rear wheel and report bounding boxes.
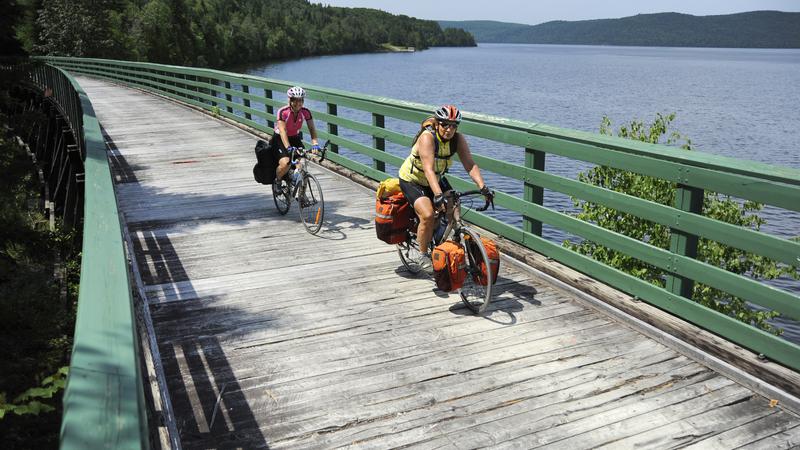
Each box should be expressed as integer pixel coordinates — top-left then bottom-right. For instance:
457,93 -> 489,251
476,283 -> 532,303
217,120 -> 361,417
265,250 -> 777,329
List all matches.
459,227 -> 493,314
397,238 -> 423,274
298,173 -> 324,235
272,177 -> 291,215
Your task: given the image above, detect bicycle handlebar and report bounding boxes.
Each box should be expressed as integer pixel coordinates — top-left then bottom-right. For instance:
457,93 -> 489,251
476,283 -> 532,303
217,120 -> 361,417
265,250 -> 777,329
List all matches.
291,139 -> 330,164
450,189 -> 494,212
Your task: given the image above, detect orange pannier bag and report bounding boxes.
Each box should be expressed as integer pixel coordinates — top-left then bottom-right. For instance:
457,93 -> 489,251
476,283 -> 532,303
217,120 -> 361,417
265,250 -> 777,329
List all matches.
375,192 -> 410,244
432,240 -> 467,292
472,237 -> 500,286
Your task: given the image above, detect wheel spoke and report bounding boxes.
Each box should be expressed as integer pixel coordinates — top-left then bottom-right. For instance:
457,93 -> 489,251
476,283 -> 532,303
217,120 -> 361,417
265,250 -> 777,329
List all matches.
272,178 -> 291,215
458,228 -> 493,314
397,240 -> 423,274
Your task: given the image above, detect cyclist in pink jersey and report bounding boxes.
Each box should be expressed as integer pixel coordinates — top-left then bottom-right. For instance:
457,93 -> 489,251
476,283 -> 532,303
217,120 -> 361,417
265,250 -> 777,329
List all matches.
271,86 -> 321,182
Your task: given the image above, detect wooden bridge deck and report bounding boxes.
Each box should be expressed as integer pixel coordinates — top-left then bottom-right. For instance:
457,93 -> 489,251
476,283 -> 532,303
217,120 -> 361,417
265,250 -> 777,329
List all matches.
77,76 -> 800,449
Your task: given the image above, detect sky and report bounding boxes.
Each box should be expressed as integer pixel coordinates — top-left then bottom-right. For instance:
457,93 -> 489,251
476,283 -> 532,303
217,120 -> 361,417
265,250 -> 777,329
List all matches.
316,0 -> 800,25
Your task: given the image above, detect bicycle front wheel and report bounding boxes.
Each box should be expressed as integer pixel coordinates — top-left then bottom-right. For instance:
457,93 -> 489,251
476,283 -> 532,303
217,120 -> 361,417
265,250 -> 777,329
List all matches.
459,227 -> 493,314
298,173 -> 324,235
272,177 -> 291,215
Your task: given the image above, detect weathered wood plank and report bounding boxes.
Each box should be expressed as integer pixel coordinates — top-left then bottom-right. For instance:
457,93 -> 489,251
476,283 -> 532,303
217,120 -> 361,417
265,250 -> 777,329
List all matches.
598,396 -> 778,449
683,409 -> 800,449
733,424 -> 800,449
75,75 -> 800,450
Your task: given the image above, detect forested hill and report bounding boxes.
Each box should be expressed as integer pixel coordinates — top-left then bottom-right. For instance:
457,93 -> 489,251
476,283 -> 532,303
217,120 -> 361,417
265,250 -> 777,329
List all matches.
14,0 -> 475,68
440,11 -> 800,48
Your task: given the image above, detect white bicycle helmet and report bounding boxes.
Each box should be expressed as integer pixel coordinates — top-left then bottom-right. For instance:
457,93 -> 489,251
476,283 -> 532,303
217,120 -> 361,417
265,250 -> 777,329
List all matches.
287,86 -> 306,99
434,104 -> 462,123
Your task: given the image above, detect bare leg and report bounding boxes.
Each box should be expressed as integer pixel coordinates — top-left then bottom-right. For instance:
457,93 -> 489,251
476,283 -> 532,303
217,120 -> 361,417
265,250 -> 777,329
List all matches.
414,197 -> 436,254
276,156 -> 291,181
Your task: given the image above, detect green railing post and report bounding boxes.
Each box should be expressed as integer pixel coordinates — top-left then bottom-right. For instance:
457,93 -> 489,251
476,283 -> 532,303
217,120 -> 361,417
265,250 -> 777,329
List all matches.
242,84 -> 252,120
327,103 -> 339,153
191,74 -> 199,102
209,78 -> 217,108
373,113 -> 385,172
524,147 -> 546,236
265,89 -> 274,129
180,73 -> 188,101
200,76 -> 208,105
224,81 -> 233,114
665,183 -> 704,298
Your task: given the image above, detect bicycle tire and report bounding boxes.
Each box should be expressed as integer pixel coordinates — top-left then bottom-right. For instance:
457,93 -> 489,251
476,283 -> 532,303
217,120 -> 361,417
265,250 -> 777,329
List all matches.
397,238 -> 423,274
459,227 -> 493,314
298,173 -> 325,235
272,177 -> 291,215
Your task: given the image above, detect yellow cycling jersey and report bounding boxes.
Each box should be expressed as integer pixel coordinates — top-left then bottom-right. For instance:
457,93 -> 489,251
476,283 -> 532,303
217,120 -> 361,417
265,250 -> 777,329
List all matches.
398,129 -> 455,187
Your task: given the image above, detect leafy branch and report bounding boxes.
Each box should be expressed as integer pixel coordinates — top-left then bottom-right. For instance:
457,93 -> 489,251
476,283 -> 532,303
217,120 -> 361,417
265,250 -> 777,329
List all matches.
566,113 -> 799,334
0,367 -> 68,419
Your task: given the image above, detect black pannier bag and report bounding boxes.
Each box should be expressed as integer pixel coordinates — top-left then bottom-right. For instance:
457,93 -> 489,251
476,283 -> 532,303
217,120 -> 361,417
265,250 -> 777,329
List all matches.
253,139 -> 277,184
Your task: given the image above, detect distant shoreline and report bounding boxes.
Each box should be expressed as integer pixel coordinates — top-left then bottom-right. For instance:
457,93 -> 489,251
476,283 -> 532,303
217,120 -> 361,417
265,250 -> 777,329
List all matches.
471,42 -> 800,51
440,11 -> 800,49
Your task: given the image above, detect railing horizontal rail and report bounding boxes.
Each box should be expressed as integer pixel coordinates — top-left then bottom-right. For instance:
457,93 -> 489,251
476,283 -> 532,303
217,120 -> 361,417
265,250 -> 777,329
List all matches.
490,190 -> 800,320
22,62 -> 149,449
42,56 -> 800,372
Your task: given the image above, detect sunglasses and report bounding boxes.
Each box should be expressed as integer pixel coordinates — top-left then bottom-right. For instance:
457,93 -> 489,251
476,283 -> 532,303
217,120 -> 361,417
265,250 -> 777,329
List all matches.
438,121 -> 459,130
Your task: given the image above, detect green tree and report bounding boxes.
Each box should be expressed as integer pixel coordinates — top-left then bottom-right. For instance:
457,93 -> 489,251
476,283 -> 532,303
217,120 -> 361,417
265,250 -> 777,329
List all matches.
1,0 -> 28,56
0,93 -> 80,446
18,0 -> 477,68
34,0 -> 117,57
566,113 -> 799,334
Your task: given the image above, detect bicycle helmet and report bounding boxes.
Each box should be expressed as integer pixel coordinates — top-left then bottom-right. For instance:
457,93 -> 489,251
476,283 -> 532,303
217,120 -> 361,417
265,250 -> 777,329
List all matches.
434,104 -> 461,123
287,86 -> 306,99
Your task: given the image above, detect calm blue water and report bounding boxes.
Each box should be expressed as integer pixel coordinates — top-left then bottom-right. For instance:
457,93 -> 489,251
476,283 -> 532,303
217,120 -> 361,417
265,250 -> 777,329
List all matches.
233,44 -> 800,342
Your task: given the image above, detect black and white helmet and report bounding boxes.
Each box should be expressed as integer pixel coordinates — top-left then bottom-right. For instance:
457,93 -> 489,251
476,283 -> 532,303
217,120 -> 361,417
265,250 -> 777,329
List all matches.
287,86 -> 306,99
434,104 -> 462,123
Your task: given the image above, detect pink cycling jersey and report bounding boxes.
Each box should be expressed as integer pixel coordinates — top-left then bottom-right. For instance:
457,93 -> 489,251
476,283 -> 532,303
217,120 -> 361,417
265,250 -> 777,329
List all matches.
274,106 -> 312,136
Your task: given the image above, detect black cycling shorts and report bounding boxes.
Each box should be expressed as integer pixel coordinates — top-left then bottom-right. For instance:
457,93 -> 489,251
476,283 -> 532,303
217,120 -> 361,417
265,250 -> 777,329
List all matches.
270,133 -> 303,160
399,177 -> 452,208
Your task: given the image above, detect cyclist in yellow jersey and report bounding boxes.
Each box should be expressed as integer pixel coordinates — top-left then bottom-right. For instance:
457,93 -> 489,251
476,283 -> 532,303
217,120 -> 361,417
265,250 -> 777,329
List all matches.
398,104 -> 493,271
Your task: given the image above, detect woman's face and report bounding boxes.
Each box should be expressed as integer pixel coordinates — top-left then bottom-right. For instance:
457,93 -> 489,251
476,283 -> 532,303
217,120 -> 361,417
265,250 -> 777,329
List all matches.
289,96 -> 304,112
437,120 -> 458,140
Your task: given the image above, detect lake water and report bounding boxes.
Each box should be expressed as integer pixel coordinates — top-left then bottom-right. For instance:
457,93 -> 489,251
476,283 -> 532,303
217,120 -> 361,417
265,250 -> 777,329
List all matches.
234,44 -> 800,342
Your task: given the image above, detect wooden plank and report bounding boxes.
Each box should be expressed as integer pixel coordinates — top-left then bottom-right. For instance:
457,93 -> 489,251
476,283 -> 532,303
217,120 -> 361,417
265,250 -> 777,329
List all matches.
734,425 -> 800,449
299,357 -> 703,449
75,75 -> 800,450
606,396 -> 781,448
682,410 -> 800,448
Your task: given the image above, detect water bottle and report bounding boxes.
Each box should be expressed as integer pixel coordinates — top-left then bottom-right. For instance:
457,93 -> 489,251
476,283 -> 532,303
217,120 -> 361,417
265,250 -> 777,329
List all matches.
433,215 -> 448,244
291,170 -> 301,186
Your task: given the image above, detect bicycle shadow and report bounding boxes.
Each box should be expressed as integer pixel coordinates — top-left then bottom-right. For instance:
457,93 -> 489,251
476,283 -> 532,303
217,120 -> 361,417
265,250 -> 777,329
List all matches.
393,265 -> 428,280
393,265 -> 543,323
445,275 -> 542,325
312,205 -> 373,241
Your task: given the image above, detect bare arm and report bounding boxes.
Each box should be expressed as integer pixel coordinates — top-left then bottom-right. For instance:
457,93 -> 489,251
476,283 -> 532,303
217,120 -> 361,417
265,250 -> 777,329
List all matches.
306,118 -> 319,145
455,134 -> 486,189
277,120 -> 290,148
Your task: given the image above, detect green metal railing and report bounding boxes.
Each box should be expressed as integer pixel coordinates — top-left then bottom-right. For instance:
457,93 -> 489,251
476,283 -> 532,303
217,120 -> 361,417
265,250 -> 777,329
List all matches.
24,63 -> 149,449
43,57 -> 800,373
